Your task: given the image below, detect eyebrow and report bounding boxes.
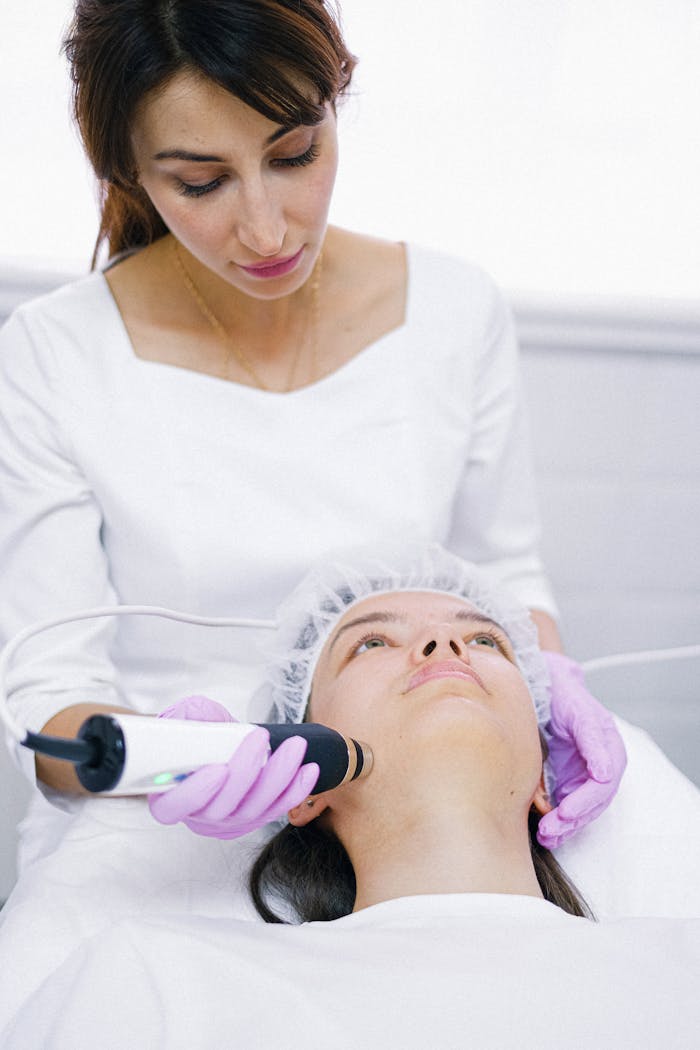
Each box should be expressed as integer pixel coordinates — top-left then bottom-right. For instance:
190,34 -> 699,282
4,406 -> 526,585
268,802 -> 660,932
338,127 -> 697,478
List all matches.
328,611 -> 406,654
153,125 -> 304,163
454,609 -> 507,634
328,608 -> 509,654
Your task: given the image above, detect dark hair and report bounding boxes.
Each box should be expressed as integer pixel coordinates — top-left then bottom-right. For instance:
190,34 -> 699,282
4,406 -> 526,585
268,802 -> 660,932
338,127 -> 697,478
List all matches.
63,0 -> 357,264
249,733 -> 594,923
249,808 -> 593,923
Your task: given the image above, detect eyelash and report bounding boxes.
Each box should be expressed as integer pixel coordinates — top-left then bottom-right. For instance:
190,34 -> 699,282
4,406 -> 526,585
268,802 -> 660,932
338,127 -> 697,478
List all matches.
276,144 -> 320,169
176,144 -> 321,198
177,177 -> 225,199
350,632 -> 392,656
467,629 -> 510,656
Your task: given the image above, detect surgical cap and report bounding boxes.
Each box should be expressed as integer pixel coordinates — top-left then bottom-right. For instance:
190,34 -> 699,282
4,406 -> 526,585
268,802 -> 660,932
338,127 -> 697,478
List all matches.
263,543 -> 551,726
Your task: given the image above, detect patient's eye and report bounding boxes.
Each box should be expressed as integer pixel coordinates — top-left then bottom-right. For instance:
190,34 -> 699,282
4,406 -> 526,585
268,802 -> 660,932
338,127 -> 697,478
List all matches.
353,635 -> 388,655
466,630 -> 511,656
470,634 -> 498,648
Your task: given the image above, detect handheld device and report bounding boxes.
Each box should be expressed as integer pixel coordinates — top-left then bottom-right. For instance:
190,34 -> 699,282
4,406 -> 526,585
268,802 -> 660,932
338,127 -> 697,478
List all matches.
68,713 -> 371,795
0,604 -> 373,797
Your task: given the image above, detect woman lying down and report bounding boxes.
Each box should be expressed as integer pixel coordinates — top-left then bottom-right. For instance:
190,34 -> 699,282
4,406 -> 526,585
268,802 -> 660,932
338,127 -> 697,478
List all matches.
7,546 -> 698,1049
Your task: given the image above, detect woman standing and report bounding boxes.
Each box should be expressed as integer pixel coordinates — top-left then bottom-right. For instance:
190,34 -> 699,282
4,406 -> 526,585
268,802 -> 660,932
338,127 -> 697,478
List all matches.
0,0 -> 623,854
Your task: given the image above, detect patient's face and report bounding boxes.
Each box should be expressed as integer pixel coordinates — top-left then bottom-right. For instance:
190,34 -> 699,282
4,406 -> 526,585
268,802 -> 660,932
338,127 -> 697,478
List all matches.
309,591 -> 542,788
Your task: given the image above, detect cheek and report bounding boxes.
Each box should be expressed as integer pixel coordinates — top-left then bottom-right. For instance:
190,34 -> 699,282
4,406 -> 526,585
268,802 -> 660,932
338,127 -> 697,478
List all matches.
310,690 -> 369,737
309,668 -> 387,739
498,675 -> 544,781
482,654 -> 531,698
138,181 -> 184,232
154,204 -> 233,265
318,149 -> 339,193
295,158 -> 338,220
484,659 -> 540,730
161,199 -> 224,241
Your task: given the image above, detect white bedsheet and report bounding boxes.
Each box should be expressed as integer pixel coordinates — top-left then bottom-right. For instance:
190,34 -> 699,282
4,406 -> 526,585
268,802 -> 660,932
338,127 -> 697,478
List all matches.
1,715 -> 699,1043
5,894 -> 700,1050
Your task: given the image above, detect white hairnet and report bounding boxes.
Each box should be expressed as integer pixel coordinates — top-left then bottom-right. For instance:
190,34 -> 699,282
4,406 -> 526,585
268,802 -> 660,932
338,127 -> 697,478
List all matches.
262,542 -> 550,726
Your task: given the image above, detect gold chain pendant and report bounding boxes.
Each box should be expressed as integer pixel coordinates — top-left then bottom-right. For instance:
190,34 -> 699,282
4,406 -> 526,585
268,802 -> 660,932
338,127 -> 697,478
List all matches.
172,239 -> 322,392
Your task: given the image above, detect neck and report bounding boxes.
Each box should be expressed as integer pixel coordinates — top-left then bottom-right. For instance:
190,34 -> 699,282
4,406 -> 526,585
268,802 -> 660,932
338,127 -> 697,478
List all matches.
336,780 -> 543,913
169,233 -> 325,390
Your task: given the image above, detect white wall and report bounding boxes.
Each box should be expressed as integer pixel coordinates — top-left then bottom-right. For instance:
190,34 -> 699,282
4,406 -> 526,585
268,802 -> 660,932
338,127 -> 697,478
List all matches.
2,1 -> 699,298
332,0 -> 700,300
1,5 -> 98,270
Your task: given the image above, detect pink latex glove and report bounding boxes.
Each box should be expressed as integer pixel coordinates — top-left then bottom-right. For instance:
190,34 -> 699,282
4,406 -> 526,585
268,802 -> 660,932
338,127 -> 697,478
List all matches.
537,653 -> 627,849
148,695 -> 319,839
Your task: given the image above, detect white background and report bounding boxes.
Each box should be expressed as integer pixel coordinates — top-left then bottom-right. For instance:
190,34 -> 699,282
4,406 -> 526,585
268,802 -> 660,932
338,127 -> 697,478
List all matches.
2,0 -> 699,299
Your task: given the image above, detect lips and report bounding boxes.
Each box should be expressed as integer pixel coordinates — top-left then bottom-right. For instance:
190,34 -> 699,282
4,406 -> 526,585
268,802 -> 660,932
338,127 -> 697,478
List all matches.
406,660 -> 485,694
238,246 -> 304,279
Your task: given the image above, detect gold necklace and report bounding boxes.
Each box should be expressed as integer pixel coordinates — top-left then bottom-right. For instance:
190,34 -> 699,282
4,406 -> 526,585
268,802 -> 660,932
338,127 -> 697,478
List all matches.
172,239 -> 322,392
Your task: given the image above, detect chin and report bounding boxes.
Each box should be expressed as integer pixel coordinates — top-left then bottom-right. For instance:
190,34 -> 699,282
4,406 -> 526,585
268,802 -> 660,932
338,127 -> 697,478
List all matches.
413,694 -> 508,743
235,265 -> 315,301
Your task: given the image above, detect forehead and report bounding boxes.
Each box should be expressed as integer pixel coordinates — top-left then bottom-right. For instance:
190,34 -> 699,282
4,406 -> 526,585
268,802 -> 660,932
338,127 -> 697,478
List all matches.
331,590 -> 485,638
133,73 -> 261,139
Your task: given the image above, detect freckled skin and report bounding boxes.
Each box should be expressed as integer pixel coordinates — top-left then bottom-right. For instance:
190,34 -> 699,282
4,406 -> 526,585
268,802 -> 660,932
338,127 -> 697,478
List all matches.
130,73 -> 339,303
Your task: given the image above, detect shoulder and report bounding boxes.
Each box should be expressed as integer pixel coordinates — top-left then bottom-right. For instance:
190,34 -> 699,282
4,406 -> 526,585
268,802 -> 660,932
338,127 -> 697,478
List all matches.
327,227 -> 402,268
0,271 -> 120,395
405,242 -> 507,315
324,227 -> 405,307
3,270 -> 113,344
395,244 -> 514,364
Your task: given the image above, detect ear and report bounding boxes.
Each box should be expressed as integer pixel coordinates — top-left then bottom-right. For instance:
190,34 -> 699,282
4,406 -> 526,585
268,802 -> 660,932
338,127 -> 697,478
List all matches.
531,770 -> 553,816
288,793 -> 332,827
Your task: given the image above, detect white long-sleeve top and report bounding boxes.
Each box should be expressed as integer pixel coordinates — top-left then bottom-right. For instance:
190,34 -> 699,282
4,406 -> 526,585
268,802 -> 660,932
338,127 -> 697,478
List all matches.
0,244 -> 555,784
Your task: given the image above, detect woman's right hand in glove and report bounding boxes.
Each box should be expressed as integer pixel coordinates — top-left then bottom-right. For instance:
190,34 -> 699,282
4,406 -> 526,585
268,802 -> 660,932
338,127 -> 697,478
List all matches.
147,695 -> 319,839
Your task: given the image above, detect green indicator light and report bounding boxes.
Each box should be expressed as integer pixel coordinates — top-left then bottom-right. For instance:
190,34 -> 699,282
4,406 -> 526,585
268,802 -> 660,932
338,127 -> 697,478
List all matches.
153,772 -> 173,785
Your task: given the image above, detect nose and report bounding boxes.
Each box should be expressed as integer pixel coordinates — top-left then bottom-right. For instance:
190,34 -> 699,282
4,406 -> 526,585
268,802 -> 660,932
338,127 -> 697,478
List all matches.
235,178 -> 287,258
410,623 -> 467,662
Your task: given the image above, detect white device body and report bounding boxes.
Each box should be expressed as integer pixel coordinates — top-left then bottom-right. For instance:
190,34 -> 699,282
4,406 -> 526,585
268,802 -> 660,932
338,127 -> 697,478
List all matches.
99,714 -> 263,795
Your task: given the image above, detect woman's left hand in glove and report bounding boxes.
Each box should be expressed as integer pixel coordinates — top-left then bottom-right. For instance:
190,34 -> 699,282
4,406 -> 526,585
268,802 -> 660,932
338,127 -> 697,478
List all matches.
536,652 -> 627,850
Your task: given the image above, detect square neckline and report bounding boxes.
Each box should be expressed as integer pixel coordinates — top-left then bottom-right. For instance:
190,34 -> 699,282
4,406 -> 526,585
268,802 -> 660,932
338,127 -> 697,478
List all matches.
99,243 -> 413,400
